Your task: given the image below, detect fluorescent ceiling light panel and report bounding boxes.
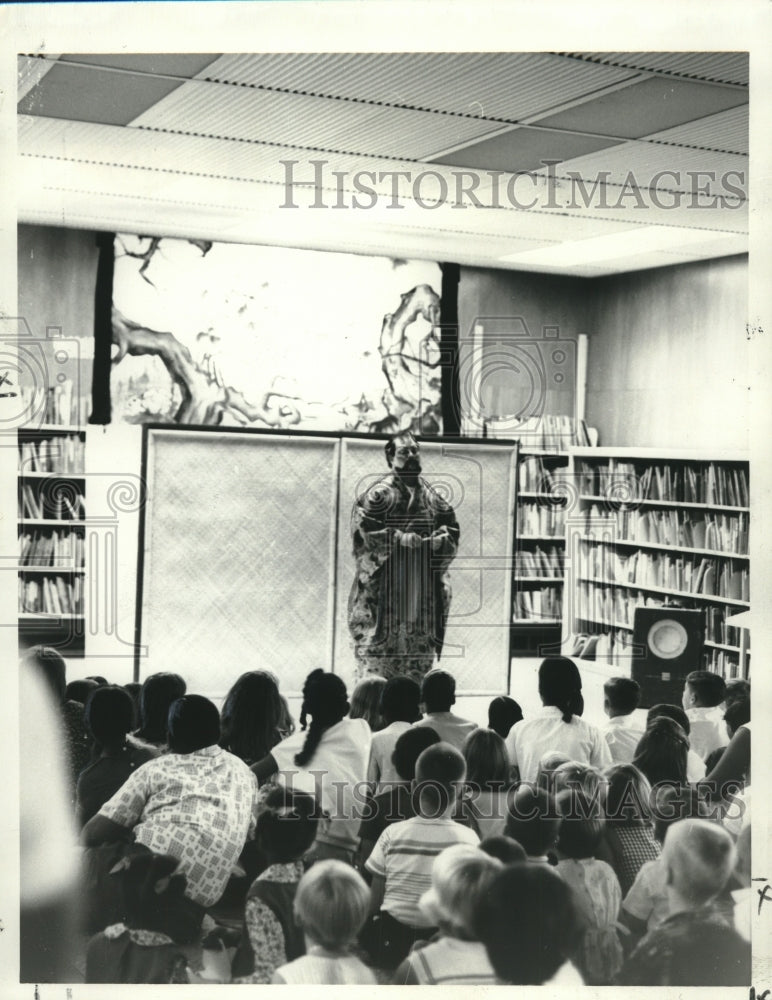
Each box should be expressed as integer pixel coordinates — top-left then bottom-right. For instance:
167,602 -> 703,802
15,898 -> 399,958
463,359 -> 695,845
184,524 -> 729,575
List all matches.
498,225 -> 742,266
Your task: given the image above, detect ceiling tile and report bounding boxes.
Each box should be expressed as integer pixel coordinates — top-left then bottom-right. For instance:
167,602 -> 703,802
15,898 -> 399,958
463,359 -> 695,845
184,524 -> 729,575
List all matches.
199,52 -> 639,121
560,52 -> 749,87
645,104 -> 748,154
432,126 -> 621,173
533,76 -> 747,141
58,54 -> 220,76
17,62 -> 195,126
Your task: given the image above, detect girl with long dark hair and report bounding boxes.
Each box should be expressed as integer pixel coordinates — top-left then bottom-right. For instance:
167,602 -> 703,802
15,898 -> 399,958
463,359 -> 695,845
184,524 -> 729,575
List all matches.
506,657 -> 611,784
252,669 -> 371,863
220,671 -> 284,765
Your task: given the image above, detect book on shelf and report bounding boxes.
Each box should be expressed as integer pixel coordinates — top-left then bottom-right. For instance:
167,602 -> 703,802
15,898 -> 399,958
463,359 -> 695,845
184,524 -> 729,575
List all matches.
18,434 -> 85,474
19,378 -> 91,427
517,500 -> 566,537
19,574 -> 83,615
581,504 -> 749,555
515,545 -> 563,578
18,529 -> 85,567
577,541 -> 749,602
577,458 -> 748,508
513,585 -> 562,621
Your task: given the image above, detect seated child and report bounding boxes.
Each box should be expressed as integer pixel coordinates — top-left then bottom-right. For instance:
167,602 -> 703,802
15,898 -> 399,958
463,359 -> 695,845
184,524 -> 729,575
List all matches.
601,677 -> 644,764
617,818 -> 750,986
601,764 -> 660,895
681,670 -> 727,761
621,785 -> 714,942
487,695 -> 523,740
367,676 -> 422,790
363,742 -> 479,969
358,726 -> 440,864
272,860 -> 375,984
504,786 -> 561,864
76,685 -> 159,829
85,852 -> 190,983
535,750 -> 571,795
230,787 -> 319,983
554,789 -> 623,984
552,761 -> 606,802
393,844 -> 501,985
646,704 -> 705,780
478,835 -> 527,865
458,727 -> 514,840
475,862 -> 585,985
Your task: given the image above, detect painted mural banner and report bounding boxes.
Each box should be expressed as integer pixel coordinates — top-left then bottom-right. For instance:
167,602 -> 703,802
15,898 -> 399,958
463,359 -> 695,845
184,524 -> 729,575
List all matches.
111,235 -> 443,434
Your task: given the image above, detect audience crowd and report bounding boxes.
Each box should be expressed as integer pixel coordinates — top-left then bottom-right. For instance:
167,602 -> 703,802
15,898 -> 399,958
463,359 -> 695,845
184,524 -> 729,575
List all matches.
22,647 -> 751,986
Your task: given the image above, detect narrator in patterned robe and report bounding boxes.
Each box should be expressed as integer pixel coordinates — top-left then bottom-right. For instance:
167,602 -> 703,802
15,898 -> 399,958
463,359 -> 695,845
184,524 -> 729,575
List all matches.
348,433 -> 459,682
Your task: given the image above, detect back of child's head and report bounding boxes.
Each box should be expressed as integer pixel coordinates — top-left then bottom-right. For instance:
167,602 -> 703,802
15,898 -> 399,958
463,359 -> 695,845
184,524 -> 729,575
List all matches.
463,727 -> 511,789
555,789 -> 605,859
538,656 -> 584,722
724,696 -> 750,737
349,675 -> 387,731
604,676 -> 641,715
85,685 -> 135,747
391,726 -> 440,781
293,859 -> 369,952
552,761 -> 605,802
604,763 -> 653,825
685,670 -> 727,708
487,695 -> 523,739
65,678 -> 99,705
110,851 -> 188,936
632,716 -> 689,787
663,818 -> 736,906
380,675 -> 421,725
535,751 -> 571,794
167,695 -> 220,754
647,702 -> 691,736
419,844 -> 501,939
724,678 -> 750,709
478,835 -> 527,865
421,669 -> 456,712
414,742 -> 466,815
138,672 -> 187,744
294,669 -> 349,767
256,786 -> 319,863
474,862 -> 583,984
652,785 -> 716,843
505,786 -> 561,857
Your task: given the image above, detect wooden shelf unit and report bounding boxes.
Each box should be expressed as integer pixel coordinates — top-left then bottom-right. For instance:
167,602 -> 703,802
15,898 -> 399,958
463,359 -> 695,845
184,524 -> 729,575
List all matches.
18,425 -> 87,657
511,449 -> 570,656
563,447 -> 750,680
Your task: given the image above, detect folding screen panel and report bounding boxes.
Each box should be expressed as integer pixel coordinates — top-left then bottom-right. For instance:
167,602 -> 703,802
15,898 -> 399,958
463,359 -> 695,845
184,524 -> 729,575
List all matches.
334,438 -> 518,694
139,428 -> 339,698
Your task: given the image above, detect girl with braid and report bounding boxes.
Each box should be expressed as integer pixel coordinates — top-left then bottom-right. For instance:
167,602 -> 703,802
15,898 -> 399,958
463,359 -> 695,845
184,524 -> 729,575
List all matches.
252,670 -> 371,865
506,657 -> 611,785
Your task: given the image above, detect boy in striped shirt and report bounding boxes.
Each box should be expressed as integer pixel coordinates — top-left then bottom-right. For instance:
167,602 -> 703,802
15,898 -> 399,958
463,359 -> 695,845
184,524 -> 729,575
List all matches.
363,742 -> 478,968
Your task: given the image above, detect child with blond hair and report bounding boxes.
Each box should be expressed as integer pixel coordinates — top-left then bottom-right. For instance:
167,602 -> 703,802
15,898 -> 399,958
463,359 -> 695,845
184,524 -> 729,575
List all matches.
393,844 -> 501,985
618,818 -> 750,986
271,860 -> 375,984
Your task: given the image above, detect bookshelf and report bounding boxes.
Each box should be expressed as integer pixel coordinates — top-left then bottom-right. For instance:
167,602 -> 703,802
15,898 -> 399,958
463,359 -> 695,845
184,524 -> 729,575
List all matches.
563,448 -> 750,680
18,423 -> 87,657
511,449 -> 570,655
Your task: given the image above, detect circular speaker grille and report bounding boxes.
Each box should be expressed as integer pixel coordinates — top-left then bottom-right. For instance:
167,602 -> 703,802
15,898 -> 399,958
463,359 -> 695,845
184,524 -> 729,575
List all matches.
647,619 -> 689,659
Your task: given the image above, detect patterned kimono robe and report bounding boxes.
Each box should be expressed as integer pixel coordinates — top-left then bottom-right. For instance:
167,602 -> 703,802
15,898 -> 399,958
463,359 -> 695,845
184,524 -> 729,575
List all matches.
348,473 -> 459,681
